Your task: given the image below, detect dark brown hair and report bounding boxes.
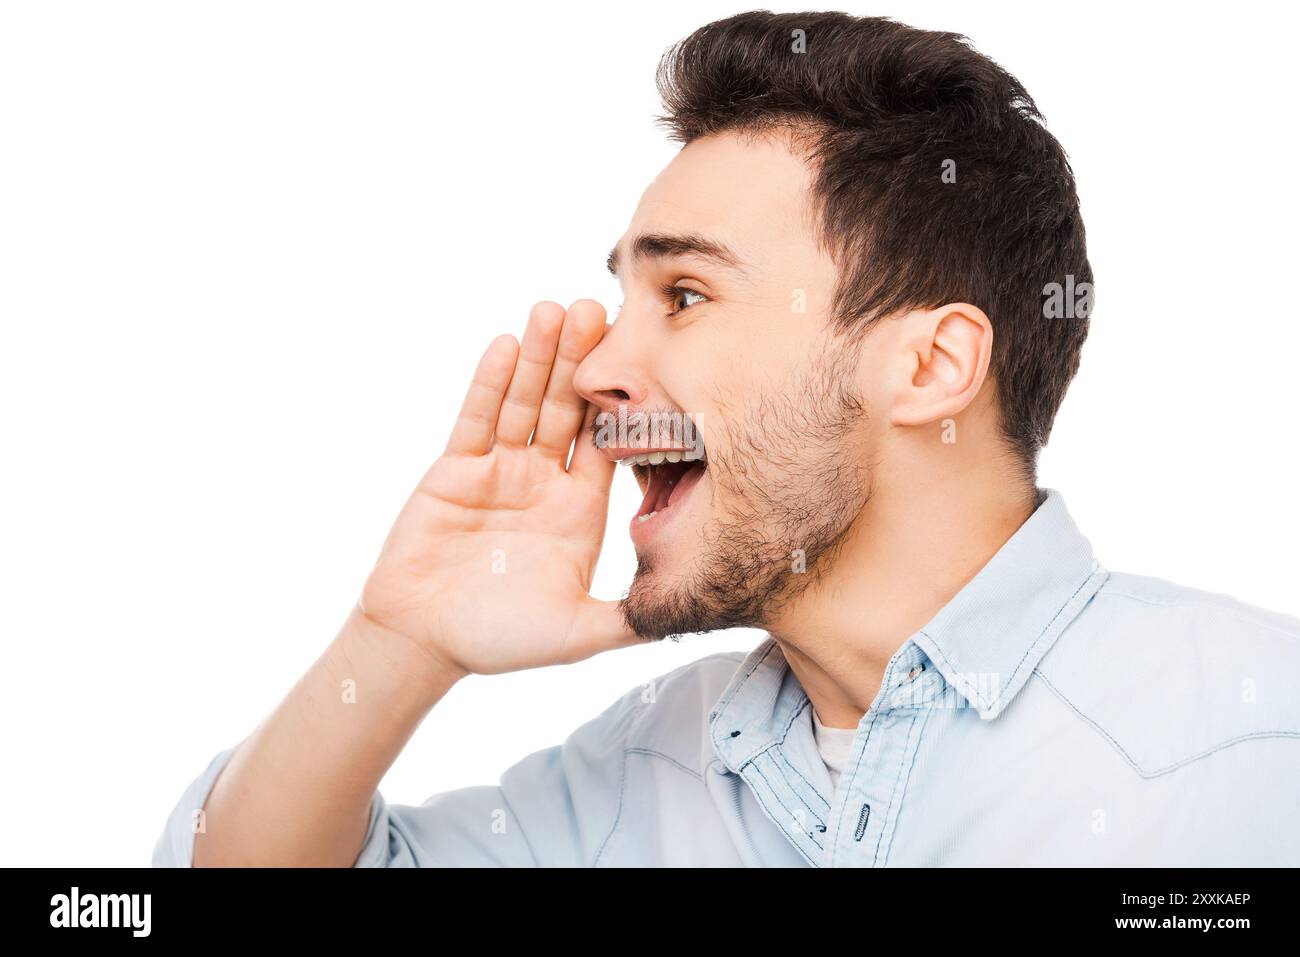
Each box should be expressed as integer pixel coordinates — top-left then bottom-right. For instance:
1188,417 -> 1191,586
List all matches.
656,11 -> 1092,473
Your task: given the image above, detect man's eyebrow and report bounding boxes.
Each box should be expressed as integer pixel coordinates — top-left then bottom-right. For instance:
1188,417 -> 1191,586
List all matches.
606,232 -> 745,277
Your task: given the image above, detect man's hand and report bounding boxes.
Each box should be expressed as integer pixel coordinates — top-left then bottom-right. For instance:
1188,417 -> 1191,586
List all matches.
358,299 -> 640,680
190,298 -> 640,867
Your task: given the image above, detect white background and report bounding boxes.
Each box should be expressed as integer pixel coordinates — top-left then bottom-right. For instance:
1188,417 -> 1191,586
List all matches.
1,1 -> 1296,866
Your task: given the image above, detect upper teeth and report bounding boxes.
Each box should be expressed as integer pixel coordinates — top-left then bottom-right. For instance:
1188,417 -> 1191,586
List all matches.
618,449 -> 706,467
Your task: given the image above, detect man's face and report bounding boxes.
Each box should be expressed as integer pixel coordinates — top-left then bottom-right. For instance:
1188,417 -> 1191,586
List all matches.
576,131 -> 881,639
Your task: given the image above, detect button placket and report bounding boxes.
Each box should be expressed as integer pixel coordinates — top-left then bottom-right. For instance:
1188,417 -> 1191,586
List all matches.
827,647 -> 931,866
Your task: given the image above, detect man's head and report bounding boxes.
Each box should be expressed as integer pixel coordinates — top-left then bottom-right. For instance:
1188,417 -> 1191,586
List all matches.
574,11 -> 1092,640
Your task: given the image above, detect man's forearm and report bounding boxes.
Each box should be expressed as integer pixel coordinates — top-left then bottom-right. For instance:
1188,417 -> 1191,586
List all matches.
187,303 -> 627,865
192,609 -> 463,867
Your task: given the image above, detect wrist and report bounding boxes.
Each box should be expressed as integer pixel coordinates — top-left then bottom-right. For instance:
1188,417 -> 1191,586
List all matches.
334,605 -> 468,710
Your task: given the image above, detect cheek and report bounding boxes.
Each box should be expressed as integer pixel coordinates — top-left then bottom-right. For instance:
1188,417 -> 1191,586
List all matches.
680,320 -> 840,463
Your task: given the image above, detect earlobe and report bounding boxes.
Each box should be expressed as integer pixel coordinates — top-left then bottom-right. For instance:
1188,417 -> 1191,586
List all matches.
890,303 -> 993,427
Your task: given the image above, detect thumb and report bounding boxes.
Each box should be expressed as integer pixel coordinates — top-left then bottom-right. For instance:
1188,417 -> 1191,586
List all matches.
565,596 -> 643,662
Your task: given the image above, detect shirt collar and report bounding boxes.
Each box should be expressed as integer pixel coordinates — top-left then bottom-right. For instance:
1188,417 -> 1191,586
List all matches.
910,486 -> 1108,719
709,487 -> 1109,771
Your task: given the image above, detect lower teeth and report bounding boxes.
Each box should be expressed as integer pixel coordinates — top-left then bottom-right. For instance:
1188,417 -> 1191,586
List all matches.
637,511 -> 659,523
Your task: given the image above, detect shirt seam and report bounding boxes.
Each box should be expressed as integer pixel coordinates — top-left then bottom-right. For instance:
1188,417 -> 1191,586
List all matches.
601,648 -> 762,864
996,565 -> 1108,709
878,707 -> 933,867
1032,668 -> 1300,778
920,565 -> 1106,714
746,781 -> 819,866
769,747 -> 829,830
1093,588 -> 1300,641
592,745 -> 629,866
871,709 -> 925,866
751,751 -> 824,857
624,746 -> 704,782
775,698 -> 832,817
830,706 -> 880,867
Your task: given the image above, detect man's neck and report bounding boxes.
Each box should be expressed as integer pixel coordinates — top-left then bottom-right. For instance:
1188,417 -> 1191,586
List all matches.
767,472 -> 1039,729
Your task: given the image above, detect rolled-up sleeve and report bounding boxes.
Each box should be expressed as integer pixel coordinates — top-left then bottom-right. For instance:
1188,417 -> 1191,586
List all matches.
151,743 -> 242,867
152,682 -> 644,867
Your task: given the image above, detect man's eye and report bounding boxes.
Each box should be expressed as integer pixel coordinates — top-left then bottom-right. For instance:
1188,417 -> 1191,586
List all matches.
665,285 -> 708,315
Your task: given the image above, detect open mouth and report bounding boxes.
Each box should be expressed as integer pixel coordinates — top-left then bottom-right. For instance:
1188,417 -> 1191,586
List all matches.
620,446 -> 708,531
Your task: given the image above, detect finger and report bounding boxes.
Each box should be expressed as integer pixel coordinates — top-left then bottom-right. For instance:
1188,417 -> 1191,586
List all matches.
567,401 -> 616,487
494,301 -> 565,448
564,596 -> 644,663
532,299 -> 606,457
443,334 -> 519,456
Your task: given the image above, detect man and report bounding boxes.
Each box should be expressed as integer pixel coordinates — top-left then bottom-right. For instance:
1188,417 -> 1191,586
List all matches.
154,11 -> 1300,867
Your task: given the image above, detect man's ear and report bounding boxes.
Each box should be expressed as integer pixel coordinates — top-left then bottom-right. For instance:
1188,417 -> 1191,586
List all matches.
889,303 -> 993,427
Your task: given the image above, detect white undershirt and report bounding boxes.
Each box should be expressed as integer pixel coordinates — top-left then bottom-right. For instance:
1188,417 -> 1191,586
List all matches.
811,707 -> 859,792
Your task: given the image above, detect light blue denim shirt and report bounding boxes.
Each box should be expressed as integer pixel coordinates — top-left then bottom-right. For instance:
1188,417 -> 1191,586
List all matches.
154,488 -> 1300,866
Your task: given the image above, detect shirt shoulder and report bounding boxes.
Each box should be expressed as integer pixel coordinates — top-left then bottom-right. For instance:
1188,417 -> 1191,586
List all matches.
359,647 -> 751,867
1033,570 -> 1300,777
619,648 -> 750,777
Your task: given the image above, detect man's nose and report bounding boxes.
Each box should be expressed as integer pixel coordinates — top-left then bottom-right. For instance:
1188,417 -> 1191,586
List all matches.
573,322 -> 650,414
